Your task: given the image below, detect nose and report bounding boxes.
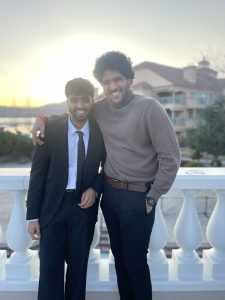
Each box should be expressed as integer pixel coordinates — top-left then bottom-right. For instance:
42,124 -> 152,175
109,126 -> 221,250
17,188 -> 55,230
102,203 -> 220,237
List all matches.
76,99 -> 85,108
109,80 -> 117,91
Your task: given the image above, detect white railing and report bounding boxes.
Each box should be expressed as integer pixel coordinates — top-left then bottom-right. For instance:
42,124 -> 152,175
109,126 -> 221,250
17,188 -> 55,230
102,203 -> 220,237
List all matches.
0,168 -> 225,294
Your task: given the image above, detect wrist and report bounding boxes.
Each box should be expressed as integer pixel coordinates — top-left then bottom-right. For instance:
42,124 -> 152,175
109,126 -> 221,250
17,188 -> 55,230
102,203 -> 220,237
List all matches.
146,196 -> 157,207
90,187 -> 99,198
89,188 -> 98,199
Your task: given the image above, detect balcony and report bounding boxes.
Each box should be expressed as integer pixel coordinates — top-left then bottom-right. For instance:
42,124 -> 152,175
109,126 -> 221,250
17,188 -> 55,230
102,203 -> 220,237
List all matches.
158,95 -> 186,110
185,95 -> 214,109
170,117 -> 185,126
0,168 -> 225,300
170,117 -> 186,133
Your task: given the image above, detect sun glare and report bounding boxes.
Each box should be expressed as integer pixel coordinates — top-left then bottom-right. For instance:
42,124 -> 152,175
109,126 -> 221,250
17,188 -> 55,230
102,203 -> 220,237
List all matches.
0,33 -> 147,107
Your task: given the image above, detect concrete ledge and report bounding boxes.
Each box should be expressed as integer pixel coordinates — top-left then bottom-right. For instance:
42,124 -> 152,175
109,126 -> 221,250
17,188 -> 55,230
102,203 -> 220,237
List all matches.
1,290 -> 225,300
1,278 -> 225,292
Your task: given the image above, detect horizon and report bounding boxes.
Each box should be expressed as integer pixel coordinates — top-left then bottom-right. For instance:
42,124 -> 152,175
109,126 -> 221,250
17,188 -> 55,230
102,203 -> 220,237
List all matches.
1,0 -> 225,107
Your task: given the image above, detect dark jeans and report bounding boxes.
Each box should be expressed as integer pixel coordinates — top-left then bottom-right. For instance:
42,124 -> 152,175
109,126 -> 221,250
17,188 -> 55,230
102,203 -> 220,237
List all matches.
38,192 -> 95,300
101,180 -> 156,300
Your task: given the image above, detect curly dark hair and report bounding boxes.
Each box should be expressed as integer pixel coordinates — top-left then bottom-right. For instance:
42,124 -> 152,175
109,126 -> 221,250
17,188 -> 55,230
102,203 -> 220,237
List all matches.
93,51 -> 135,83
65,78 -> 94,98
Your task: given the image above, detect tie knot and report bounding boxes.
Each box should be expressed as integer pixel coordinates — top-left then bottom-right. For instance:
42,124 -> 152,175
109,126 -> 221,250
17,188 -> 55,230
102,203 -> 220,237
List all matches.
76,131 -> 83,139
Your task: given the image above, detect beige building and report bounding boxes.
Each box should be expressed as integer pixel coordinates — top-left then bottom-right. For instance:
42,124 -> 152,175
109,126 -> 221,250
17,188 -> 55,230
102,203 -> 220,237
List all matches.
132,59 -> 225,143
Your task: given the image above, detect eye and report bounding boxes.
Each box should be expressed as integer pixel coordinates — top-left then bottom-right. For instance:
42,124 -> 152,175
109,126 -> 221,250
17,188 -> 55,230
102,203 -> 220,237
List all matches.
82,96 -> 92,103
70,97 -> 78,103
102,80 -> 110,86
114,77 -> 123,82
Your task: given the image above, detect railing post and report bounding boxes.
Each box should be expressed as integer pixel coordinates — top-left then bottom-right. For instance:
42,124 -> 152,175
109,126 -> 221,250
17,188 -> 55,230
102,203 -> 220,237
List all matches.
87,210 -> 101,281
171,189 -> 203,280
5,190 -> 39,280
148,198 -> 169,280
0,224 -> 7,279
203,189 -> 225,280
108,250 -> 116,281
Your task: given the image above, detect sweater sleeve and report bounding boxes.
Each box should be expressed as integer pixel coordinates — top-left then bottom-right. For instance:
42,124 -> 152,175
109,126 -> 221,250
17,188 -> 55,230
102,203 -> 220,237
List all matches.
146,100 -> 181,201
46,113 -> 69,124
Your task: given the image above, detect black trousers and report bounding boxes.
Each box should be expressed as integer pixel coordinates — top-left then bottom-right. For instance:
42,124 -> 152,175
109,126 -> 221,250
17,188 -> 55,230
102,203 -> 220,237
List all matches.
101,180 -> 156,300
38,192 -> 95,300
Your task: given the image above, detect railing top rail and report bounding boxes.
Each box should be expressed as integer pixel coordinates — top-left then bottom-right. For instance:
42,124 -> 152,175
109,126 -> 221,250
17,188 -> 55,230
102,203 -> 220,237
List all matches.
172,168 -> 225,190
0,168 -> 30,190
0,167 -> 225,191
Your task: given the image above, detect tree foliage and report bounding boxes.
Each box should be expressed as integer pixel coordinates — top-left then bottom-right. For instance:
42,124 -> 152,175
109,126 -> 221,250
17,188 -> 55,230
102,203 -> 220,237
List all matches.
200,45 -> 225,76
0,130 -> 33,162
187,96 -> 225,159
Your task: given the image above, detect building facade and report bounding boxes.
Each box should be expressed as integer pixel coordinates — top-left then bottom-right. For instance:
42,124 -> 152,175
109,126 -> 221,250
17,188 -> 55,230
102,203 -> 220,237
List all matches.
132,59 -> 225,143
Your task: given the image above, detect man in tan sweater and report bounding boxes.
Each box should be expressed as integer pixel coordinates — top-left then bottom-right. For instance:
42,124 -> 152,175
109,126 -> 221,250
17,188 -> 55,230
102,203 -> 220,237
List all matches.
32,51 -> 180,300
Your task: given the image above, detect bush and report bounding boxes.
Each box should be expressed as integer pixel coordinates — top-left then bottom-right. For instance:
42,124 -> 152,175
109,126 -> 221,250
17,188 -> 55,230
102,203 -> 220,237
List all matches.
183,160 -> 204,167
0,130 -> 33,163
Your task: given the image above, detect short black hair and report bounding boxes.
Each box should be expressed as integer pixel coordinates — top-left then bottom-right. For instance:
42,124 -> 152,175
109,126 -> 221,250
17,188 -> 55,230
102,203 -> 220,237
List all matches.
93,51 -> 135,83
65,78 -> 94,98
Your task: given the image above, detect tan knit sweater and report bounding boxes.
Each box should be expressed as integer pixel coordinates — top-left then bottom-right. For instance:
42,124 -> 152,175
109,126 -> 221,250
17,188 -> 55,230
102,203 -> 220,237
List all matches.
93,91 -> 181,201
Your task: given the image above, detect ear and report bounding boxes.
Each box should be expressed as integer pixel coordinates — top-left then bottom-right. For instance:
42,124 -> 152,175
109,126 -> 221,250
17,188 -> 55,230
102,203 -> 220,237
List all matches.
128,79 -> 132,86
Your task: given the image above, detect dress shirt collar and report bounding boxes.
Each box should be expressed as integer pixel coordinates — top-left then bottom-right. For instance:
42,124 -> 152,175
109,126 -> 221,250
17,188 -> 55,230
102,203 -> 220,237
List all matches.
68,117 -> 89,136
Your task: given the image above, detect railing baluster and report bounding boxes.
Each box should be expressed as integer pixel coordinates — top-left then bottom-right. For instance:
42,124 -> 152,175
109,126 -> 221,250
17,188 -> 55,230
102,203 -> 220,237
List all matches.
5,190 -> 39,280
148,198 -> 169,280
87,210 -> 101,281
203,189 -> 225,280
171,189 -> 203,280
0,224 -> 7,279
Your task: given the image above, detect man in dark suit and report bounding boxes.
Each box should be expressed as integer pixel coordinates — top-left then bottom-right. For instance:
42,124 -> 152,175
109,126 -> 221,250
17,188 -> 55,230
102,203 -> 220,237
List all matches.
26,78 -> 105,300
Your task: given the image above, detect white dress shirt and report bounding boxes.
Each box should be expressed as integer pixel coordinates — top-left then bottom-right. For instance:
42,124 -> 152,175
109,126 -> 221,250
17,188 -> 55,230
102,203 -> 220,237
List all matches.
66,118 -> 89,189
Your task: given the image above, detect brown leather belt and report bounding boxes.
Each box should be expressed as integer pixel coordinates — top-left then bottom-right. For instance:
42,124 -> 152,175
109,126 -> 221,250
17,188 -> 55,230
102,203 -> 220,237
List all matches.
106,176 -> 150,192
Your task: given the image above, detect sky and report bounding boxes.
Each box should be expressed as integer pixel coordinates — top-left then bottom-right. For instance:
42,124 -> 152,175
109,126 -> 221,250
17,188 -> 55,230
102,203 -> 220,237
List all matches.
0,0 -> 225,107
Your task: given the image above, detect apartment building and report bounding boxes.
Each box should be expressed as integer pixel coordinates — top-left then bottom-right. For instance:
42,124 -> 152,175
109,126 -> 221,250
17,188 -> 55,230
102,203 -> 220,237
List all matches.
132,59 -> 225,142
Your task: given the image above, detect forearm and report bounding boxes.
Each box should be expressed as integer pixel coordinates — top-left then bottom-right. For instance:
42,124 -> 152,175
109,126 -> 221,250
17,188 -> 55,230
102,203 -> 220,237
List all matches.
147,153 -> 180,201
147,101 -> 181,200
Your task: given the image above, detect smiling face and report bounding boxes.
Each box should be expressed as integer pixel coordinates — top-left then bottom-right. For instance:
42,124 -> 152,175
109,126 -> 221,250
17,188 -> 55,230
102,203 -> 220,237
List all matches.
67,94 -> 93,129
101,70 -> 132,104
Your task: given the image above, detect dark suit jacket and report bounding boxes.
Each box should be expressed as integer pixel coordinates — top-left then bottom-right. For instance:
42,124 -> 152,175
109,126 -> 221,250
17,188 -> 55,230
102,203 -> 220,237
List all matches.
26,117 -> 105,229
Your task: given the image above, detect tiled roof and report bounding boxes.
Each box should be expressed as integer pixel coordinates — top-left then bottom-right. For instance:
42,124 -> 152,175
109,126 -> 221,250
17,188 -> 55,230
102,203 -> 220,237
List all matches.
133,61 -> 223,92
218,78 -> 225,88
132,81 -> 153,89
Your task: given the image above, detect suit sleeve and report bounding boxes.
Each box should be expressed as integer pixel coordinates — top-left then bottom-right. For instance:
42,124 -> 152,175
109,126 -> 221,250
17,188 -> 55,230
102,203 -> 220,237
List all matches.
90,163 -> 105,196
26,136 -> 50,220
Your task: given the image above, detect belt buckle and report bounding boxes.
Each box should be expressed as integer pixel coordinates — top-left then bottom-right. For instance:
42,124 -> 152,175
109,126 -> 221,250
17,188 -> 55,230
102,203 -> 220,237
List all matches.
119,180 -> 128,190
112,178 -> 120,187
111,178 -> 128,190
112,178 -> 119,183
